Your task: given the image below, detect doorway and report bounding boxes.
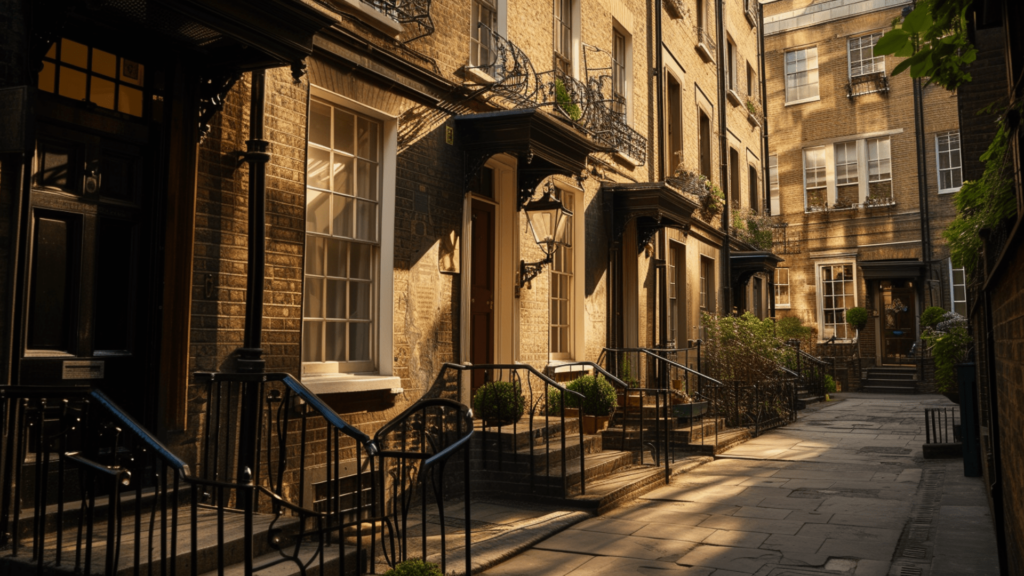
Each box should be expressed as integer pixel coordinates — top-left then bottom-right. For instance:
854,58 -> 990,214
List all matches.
879,280 -> 917,364
469,198 -> 496,395
22,91 -> 160,427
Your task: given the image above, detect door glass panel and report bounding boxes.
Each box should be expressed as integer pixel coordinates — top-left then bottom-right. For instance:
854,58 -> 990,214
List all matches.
90,77 -> 116,110
36,143 -> 75,191
95,218 -> 135,352
59,67 -> 87,101
27,213 -> 77,351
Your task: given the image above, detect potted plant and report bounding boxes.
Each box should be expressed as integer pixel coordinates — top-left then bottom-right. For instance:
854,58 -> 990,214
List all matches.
922,311 -> 973,404
382,559 -> 443,576
921,306 -> 946,329
548,386 -> 581,419
845,307 -> 868,332
472,381 -> 525,427
619,356 -> 643,407
575,375 -> 617,434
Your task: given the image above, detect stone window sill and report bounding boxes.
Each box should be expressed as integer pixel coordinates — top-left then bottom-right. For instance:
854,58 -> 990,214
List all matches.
301,374 -> 403,395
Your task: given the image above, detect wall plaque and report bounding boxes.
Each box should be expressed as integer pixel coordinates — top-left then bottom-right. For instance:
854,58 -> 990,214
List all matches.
62,360 -> 105,380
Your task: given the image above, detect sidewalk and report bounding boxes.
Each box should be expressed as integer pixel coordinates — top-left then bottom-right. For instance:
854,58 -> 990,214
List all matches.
481,393 -> 1000,576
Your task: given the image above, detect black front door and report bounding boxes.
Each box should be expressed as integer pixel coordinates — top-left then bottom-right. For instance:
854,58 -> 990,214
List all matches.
20,95 -> 159,427
880,280 -> 916,364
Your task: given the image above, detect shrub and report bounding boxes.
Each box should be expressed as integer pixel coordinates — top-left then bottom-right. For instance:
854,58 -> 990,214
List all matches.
921,306 -> 947,328
845,307 -> 869,330
824,374 -> 837,394
702,312 -> 785,383
776,316 -> 812,341
554,79 -> 582,121
922,311 -> 973,394
547,385 -> 581,415
570,375 -> 617,416
472,381 -> 525,425
382,559 -> 443,576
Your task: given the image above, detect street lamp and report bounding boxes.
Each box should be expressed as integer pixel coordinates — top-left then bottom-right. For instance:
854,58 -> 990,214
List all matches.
518,181 -> 573,295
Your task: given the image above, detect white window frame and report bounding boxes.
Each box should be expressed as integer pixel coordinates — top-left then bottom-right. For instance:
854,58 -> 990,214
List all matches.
304,87 -> 397,381
815,261 -> 858,342
470,0 -> 498,69
553,0 -> 580,77
785,47 -> 820,105
834,141 -> 859,186
612,22 -> 633,124
867,136 -> 892,183
936,131 -> 963,193
848,33 -> 885,78
726,37 -> 738,93
949,259 -> 968,317
775,268 -> 790,309
802,146 -> 827,211
769,155 -> 780,215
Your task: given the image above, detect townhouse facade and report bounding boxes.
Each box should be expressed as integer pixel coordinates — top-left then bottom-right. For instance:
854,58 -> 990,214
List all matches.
763,0 -> 961,389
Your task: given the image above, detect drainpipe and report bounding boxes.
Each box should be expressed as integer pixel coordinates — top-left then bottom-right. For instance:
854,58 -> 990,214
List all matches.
758,2 -> 774,321
656,0 -> 665,181
717,0 -> 732,314
238,70 -> 270,374
912,76 -> 933,296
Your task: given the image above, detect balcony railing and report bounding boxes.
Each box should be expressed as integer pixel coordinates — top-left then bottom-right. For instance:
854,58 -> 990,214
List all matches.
846,71 -> 890,98
362,0 -> 435,42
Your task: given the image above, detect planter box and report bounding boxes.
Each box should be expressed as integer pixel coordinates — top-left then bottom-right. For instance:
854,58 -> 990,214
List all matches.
671,401 -> 709,419
562,408 -> 580,419
582,415 -> 610,435
626,392 -> 643,407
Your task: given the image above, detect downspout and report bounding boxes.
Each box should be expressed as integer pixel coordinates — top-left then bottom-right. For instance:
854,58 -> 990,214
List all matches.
239,70 -> 270,374
912,76 -> 933,303
656,0 -> 665,181
716,0 -> 731,315
758,1 -> 774,320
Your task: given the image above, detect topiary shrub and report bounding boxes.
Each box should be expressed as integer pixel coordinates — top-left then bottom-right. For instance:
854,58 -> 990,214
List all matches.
382,559 -> 443,576
921,306 -> 947,328
547,385 -> 581,415
824,374 -> 837,394
571,375 -> 617,416
845,307 -> 869,331
472,381 -> 525,426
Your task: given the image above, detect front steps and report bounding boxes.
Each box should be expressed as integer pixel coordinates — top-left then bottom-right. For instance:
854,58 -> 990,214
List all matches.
861,366 -> 918,394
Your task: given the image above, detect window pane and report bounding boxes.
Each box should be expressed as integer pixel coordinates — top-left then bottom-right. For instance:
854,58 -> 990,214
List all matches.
333,154 -> 353,195
334,111 -> 355,153
304,276 -> 323,318
90,77 -> 115,110
309,102 -> 332,148
357,118 -> 379,161
59,67 -> 87,101
307,236 -> 325,275
303,321 -> 322,362
327,279 -> 347,319
61,39 -> 89,68
357,160 -> 378,200
307,147 -> 331,190
117,85 -> 143,117
351,243 -> 373,279
350,282 -> 371,319
92,48 -> 117,78
39,61 -> 56,93
349,323 -> 371,360
327,238 -> 347,277
306,189 -> 330,233
356,200 -> 377,241
326,322 -> 346,361
332,195 -> 354,238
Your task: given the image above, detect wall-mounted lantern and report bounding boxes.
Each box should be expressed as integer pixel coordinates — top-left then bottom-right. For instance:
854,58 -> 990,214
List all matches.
517,182 -> 573,296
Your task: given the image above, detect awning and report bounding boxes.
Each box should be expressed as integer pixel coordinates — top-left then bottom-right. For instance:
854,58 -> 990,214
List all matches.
859,260 -> 926,280
605,182 -> 698,253
455,109 -> 611,208
731,251 -> 784,286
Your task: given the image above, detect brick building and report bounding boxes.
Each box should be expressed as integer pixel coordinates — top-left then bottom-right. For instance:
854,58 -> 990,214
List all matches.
763,0 -> 961,391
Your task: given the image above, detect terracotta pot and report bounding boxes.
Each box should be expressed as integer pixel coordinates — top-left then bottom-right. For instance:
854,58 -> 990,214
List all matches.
616,393 -> 625,408
582,415 -> 611,435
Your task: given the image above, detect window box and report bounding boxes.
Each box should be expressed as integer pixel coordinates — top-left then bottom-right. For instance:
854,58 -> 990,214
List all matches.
694,26 -> 716,63
726,89 -> 742,107
745,7 -> 758,27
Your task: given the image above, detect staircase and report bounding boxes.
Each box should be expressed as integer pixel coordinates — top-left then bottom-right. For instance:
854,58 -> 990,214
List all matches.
861,366 -> 919,393
794,377 -> 824,409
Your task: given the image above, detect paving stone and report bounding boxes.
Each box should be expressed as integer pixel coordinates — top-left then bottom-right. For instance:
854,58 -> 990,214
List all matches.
703,529 -> 770,548
631,523 -> 716,543
484,549 -> 592,576
814,496 -> 911,517
572,518 -> 645,535
779,479 -> 835,490
535,530 -> 699,561
780,511 -> 832,524
698,515 -> 805,536
567,556 -> 714,575
826,513 -> 907,530
758,534 -> 825,554
605,503 -> 714,526
816,538 -> 896,561
755,496 -> 825,512
739,477 -> 791,489
853,559 -> 891,576
675,544 -> 782,573
794,523 -> 900,542
731,506 -> 792,520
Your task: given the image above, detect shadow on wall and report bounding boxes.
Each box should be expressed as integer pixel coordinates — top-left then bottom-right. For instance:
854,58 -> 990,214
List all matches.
584,192 -> 609,298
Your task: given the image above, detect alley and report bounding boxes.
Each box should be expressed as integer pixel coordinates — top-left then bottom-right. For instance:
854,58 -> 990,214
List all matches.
483,394 -> 1000,576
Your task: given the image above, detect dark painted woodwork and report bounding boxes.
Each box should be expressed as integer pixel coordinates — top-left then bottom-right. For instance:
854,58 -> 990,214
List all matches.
470,200 -> 495,396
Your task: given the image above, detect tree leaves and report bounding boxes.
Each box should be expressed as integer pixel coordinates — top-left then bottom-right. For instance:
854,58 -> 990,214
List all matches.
873,0 -> 974,91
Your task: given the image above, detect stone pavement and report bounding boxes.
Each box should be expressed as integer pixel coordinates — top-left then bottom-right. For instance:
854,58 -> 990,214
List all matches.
481,393 -> 1000,576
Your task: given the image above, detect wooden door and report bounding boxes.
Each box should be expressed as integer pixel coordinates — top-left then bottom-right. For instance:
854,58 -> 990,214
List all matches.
881,283 -> 916,363
21,100 -> 158,427
470,200 -> 496,395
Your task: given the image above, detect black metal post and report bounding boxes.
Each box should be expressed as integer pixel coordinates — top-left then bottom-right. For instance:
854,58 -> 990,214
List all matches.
239,69 -> 271,374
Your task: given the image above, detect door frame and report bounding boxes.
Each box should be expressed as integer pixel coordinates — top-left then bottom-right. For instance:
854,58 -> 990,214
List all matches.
459,154 -> 518,405
875,279 -> 919,365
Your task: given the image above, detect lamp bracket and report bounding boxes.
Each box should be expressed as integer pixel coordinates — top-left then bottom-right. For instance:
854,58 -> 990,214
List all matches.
516,255 -> 553,297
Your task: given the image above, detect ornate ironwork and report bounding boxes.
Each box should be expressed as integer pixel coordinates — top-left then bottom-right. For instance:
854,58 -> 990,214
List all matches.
581,44 -> 648,164
846,72 -> 890,98
198,71 -> 243,144
363,0 -> 435,43
465,24 -> 539,107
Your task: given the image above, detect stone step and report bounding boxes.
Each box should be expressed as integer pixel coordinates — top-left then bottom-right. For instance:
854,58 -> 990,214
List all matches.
469,434 -> 604,472
600,419 -> 725,450
472,417 -> 582,451
862,385 -> 918,394
676,428 -> 753,456
565,456 -> 712,514
472,450 -> 635,499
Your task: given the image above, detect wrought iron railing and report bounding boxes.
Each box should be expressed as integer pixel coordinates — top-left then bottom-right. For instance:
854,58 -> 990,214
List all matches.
782,342 -> 830,400
0,375 -> 474,575
440,363 -> 588,498
846,72 -> 890,98
925,407 -> 961,445
702,379 -> 797,436
362,0 -> 435,43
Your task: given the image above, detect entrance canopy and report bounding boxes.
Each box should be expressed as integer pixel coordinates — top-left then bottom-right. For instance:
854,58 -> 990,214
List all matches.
455,109 -> 611,208
859,260 -> 926,280
605,182 -> 699,253
730,251 -> 784,286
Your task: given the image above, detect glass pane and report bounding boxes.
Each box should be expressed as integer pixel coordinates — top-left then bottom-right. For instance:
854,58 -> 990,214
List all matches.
954,302 -> 967,317
332,195 -> 354,238
119,60 -> 144,87
357,118 -> 379,161
306,236 -> 325,275
306,189 -> 330,233
61,39 -> 88,68
118,86 -> 143,117
307,147 -> 331,190
58,67 -> 87,101
351,243 -> 372,279
326,322 -> 346,361
356,200 -> 377,241
326,279 -> 347,319
954,286 -> 966,302
303,321 -> 322,362
357,160 -> 378,200
334,110 -> 355,153
92,48 -> 116,77
953,269 -> 965,284
327,238 -> 347,277
39,61 -> 56,93
90,76 -> 115,110
349,323 -> 371,360
559,326 -> 569,352
333,154 -> 353,195
309,102 -> 332,148
304,276 -> 323,318
350,281 -> 371,319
